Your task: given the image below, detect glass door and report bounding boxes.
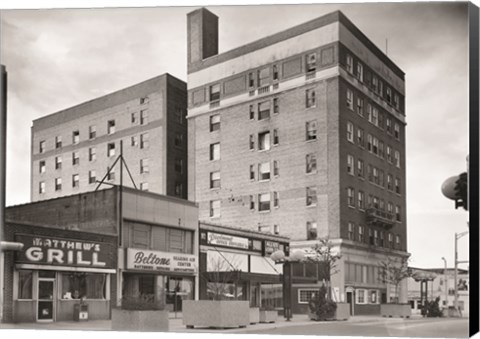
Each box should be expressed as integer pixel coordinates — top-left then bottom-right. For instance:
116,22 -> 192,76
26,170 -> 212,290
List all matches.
37,279 -> 55,321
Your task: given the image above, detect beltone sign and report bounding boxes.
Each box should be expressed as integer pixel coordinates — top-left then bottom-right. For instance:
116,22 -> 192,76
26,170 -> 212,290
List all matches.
207,232 -> 249,249
15,234 -> 114,268
126,248 -> 197,274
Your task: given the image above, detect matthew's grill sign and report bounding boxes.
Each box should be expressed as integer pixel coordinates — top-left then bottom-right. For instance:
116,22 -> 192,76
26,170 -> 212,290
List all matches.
126,248 -> 197,274
15,234 -> 114,268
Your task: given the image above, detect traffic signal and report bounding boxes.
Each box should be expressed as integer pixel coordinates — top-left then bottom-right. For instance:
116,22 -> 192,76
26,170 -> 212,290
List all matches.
454,172 -> 468,210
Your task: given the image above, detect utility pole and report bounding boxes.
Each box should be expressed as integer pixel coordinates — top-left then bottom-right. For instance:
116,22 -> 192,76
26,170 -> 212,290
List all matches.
454,231 -> 468,315
441,257 -> 448,316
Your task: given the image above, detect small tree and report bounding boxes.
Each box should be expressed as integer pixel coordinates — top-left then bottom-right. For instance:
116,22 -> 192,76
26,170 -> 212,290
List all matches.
308,238 -> 342,301
379,256 -> 410,303
203,253 -> 241,300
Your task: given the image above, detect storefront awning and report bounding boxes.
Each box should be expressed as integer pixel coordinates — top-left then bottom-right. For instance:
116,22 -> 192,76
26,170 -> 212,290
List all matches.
16,264 -> 116,274
205,271 -> 281,284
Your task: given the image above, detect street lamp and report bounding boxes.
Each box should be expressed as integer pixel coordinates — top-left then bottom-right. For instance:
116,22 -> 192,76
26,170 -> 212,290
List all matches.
271,249 -> 305,321
441,257 -> 448,316
454,231 -> 468,315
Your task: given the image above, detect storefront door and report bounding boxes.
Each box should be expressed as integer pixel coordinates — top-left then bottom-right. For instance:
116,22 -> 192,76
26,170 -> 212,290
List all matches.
37,278 -> 55,321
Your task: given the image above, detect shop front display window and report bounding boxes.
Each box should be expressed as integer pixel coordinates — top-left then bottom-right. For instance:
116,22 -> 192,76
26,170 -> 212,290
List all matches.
17,270 -> 33,299
260,284 -> 283,309
166,276 -> 194,312
61,272 -> 106,299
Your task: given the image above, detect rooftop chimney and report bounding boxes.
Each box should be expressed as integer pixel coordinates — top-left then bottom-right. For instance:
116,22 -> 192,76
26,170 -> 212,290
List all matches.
187,8 -> 219,71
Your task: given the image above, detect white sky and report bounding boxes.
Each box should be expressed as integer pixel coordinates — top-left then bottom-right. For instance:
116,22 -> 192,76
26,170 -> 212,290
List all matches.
0,1 -> 472,271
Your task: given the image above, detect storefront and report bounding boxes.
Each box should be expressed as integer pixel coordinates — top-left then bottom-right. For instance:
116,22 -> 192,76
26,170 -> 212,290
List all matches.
122,247 -> 197,312
4,228 -> 116,323
198,223 -> 289,311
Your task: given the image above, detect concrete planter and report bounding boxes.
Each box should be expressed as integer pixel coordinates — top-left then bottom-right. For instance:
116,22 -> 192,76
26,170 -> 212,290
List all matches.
259,310 -> 278,323
308,303 -> 350,321
249,307 -> 260,324
111,308 -> 169,332
380,303 -> 411,318
183,300 -> 250,329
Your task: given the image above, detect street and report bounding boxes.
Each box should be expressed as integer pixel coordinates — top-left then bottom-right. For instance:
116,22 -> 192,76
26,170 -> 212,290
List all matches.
241,317 -> 469,338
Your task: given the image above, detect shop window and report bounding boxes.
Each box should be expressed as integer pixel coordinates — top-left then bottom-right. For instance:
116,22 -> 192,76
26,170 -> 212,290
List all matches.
298,289 -> 318,304
17,270 -> 33,299
61,273 -> 106,299
261,284 -> 283,309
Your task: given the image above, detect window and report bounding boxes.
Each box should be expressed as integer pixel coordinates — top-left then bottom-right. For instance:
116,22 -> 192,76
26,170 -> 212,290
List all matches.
298,289 -> 318,304
306,53 -> 317,73
366,103 -> 372,122
358,191 -> 365,210
367,134 -> 373,152
356,97 -> 364,116
357,159 -> 364,178
273,160 -> 279,177
258,101 -> 271,120
140,133 -> 149,149
306,186 -> 317,206
210,143 -> 220,160
394,123 -> 400,140
374,229 -> 379,246
55,178 -> 62,191
348,222 -> 355,240
396,235 -> 401,248
386,87 -> 392,103
258,162 -> 271,181
174,133 -> 183,147
357,289 -> 366,304
17,270 -> 33,299
107,143 -> 115,157
210,171 -> 220,189
72,151 -> 79,165
174,159 -> 183,173
346,54 -> 353,73
273,98 -> 279,114
388,233 -> 394,248
39,160 -> 46,174
55,156 -> 62,170
89,125 -> 96,139
140,182 -> 149,191
306,153 -> 317,174
373,137 -> 379,155
394,150 -> 401,168
140,96 -> 149,105
370,290 -> 379,304
346,89 -> 354,110
258,131 -> 271,151
372,76 -> 379,92
249,165 -> 255,180
369,228 -> 374,245
357,128 -> 364,147
273,129 -> 279,145
372,107 -> 379,126
72,174 -> 79,188
387,202 -> 394,215
395,206 -> 401,221
273,191 -> 279,208
39,140 -> 45,154
358,225 -> 364,242
257,67 -> 270,87
175,183 -> 183,197
395,177 -> 401,194
210,114 -> 220,132
89,170 -> 96,184
356,63 -> 363,82
248,72 -> 255,88
249,134 -> 255,150
258,193 -> 271,211
249,195 -> 255,210
347,187 -> 355,207
273,224 -> 280,235
140,158 -> 149,174
379,141 -> 385,158
386,118 -> 392,134
306,222 -> 318,240
386,146 -> 392,163
306,89 -> 316,108
347,122 -> 354,143
140,109 -> 148,125
89,147 -> 96,162
347,155 -> 354,175
39,181 -> 45,194
72,130 -> 80,144
273,65 -> 279,81
249,105 -> 255,120
131,112 -> 138,124
55,136 -> 62,149
107,167 -> 115,181
393,94 -> 400,110
107,120 -> 115,134
306,121 -> 317,141
209,84 -> 220,102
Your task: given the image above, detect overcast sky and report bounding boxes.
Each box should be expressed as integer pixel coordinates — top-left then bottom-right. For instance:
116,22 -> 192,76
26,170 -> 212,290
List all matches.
0,1 -> 471,270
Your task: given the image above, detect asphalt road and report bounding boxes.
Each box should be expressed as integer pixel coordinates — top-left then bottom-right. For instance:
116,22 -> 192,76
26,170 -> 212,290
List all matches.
241,317 -> 470,338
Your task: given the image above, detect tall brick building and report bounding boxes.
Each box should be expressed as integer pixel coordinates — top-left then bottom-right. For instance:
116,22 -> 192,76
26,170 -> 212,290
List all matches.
31,73 -> 187,201
187,8 -> 408,314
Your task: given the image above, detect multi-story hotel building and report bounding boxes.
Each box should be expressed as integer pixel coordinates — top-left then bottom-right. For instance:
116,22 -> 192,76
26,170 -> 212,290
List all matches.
31,73 -> 187,201
187,8 -> 408,314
